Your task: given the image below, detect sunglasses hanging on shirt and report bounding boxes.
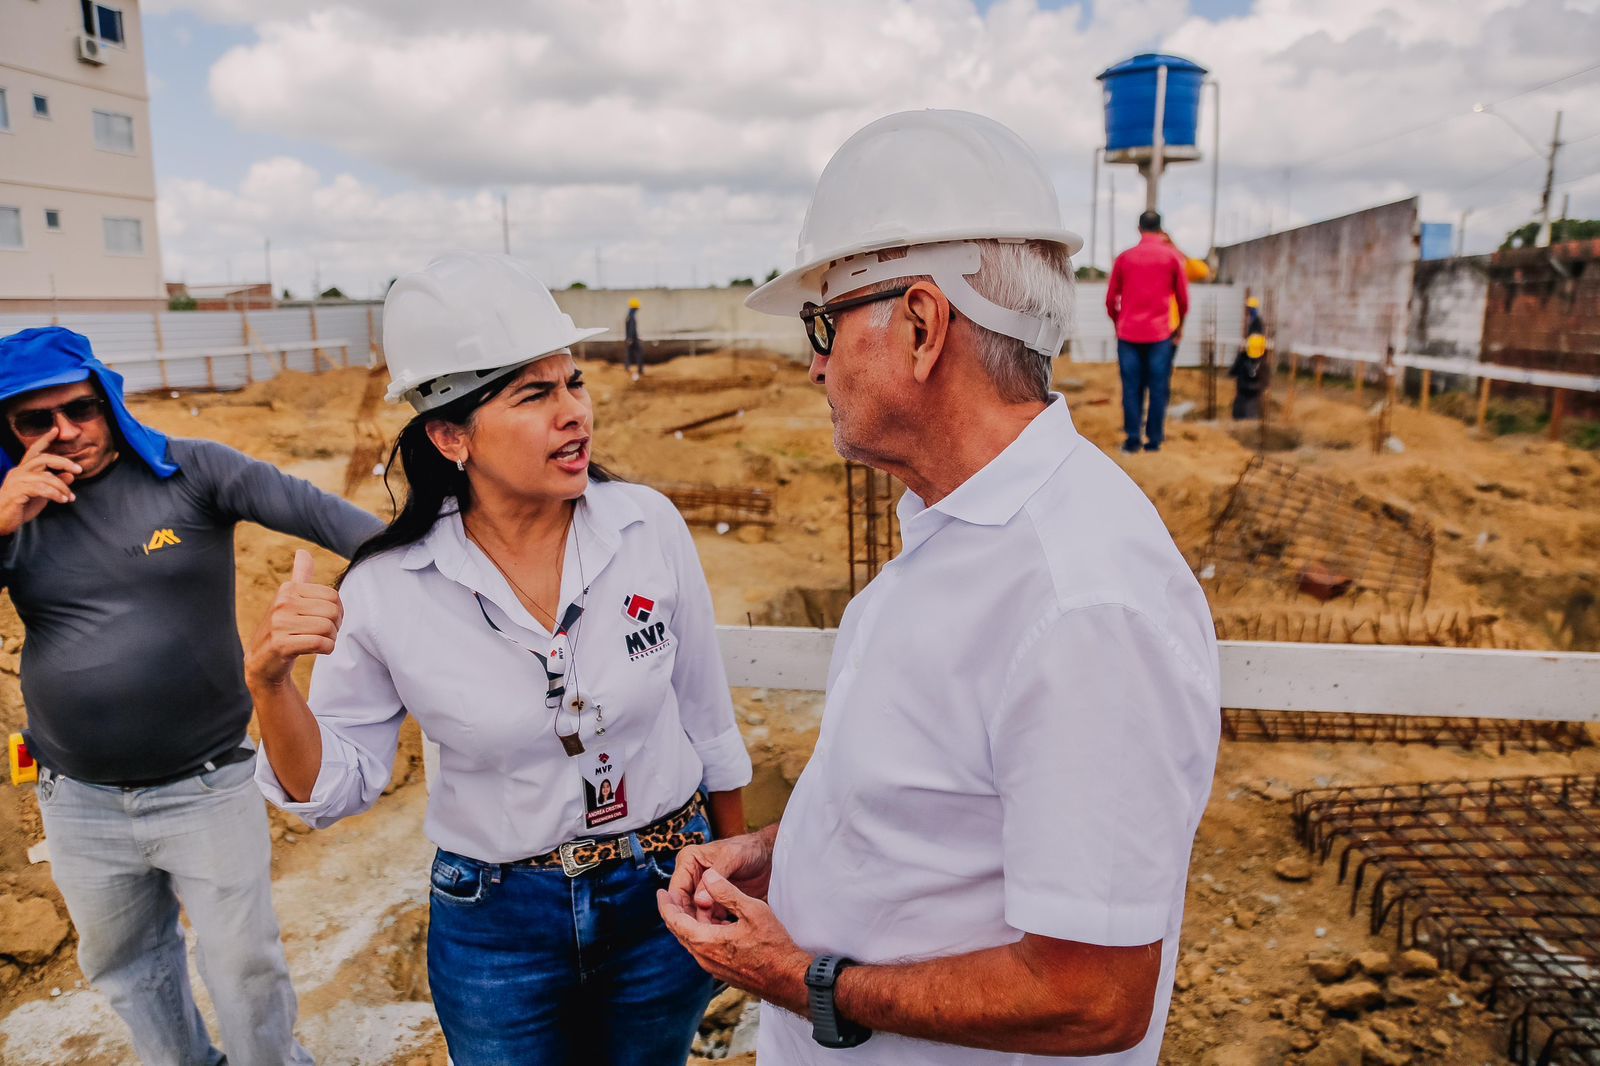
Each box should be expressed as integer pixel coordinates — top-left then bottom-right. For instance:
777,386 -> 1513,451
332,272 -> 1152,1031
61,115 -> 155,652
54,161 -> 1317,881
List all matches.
475,594 -> 595,757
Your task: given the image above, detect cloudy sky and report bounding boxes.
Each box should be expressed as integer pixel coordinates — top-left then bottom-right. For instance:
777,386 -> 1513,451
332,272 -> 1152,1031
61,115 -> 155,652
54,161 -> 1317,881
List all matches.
143,0 -> 1600,298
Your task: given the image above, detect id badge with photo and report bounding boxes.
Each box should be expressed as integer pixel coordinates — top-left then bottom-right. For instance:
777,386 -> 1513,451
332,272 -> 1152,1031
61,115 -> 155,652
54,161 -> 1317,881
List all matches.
577,748 -> 628,829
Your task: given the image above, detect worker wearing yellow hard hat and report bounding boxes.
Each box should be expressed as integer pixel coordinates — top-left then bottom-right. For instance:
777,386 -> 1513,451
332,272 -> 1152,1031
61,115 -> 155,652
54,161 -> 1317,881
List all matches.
625,297 -> 645,380
1230,297 -> 1270,419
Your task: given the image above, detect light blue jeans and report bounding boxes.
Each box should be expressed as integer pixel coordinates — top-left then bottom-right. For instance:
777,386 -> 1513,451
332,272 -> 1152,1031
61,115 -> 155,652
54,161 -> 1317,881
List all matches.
36,755 -> 313,1066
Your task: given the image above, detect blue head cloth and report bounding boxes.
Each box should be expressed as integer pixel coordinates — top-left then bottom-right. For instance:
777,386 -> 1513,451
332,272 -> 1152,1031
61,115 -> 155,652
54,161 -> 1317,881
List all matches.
0,327 -> 178,479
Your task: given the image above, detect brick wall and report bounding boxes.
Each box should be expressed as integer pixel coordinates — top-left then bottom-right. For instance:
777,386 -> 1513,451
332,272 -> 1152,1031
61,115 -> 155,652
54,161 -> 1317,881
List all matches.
1484,239 -> 1600,415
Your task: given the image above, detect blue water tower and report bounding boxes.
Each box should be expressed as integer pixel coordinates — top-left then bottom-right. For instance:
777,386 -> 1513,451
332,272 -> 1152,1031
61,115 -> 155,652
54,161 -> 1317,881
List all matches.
1091,53 -> 1217,264
1099,53 -> 1208,165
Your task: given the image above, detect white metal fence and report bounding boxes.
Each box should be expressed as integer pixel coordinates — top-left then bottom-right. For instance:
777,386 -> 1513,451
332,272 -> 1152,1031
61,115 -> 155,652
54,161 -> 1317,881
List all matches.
0,305 -> 382,393
718,627 -> 1600,722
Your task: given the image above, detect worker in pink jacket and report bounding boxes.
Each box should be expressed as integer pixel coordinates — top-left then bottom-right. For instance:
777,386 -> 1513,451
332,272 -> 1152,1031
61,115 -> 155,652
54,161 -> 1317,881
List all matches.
1106,211 -> 1189,454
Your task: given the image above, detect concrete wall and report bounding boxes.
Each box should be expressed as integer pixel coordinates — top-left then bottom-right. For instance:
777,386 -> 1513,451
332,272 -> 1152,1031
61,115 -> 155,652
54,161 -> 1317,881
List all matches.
0,0 -> 165,308
1215,198 -> 1420,357
553,286 -> 809,360
554,283 -> 1249,368
1483,238 -> 1600,414
1408,255 -> 1489,359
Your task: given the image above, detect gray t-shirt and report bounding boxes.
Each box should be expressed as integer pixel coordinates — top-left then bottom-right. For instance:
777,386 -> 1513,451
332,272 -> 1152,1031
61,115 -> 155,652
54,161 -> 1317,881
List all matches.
1,438 -> 383,785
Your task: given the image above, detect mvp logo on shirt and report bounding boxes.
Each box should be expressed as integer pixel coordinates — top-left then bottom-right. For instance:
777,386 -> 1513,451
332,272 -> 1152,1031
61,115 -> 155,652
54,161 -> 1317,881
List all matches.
621,593 -> 655,624
623,621 -> 672,661
142,528 -> 182,555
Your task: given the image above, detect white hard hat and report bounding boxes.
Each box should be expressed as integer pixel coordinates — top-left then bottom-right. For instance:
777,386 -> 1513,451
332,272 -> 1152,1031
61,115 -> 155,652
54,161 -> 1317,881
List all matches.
383,252 -> 608,412
747,109 -> 1083,356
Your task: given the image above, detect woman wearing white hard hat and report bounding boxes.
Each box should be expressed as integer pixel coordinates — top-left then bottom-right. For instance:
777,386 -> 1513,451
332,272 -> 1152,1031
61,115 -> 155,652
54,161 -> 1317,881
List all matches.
244,252 -> 751,1063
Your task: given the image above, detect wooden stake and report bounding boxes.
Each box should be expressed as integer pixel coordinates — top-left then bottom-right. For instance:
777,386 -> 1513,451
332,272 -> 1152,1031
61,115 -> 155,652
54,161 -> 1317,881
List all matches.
1420,368 -> 1432,412
1476,376 -> 1492,432
1314,354 -> 1324,392
1285,351 -> 1299,418
153,310 -> 170,391
1354,363 -> 1364,401
367,305 -> 382,366
1549,388 -> 1567,442
310,306 -> 325,372
205,355 -> 216,391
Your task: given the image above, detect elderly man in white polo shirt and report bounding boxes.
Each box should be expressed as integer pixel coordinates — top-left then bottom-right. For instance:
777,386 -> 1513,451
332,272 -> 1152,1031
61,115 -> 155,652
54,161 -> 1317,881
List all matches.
658,110 -> 1220,1064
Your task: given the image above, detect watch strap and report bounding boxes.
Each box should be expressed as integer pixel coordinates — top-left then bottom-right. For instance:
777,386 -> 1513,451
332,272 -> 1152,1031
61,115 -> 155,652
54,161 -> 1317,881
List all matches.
806,954 -> 872,1048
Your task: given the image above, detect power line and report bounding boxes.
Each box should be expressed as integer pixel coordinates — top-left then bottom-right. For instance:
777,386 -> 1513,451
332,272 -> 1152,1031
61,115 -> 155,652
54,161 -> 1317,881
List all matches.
1490,59 -> 1600,106
1293,59 -> 1600,171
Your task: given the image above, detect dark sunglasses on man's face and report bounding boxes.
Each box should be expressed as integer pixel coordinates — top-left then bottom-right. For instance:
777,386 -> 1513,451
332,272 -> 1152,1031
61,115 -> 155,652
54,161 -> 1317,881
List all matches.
9,396 -> 108,437
799,285 -> 911,357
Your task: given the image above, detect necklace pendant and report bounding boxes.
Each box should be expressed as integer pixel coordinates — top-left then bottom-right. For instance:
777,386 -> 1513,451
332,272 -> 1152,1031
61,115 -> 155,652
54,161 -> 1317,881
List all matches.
557,731 -> 585,758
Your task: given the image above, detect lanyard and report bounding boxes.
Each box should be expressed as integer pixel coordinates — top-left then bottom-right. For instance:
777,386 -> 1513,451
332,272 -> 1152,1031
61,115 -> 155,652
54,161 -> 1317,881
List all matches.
475,594 -> 590,756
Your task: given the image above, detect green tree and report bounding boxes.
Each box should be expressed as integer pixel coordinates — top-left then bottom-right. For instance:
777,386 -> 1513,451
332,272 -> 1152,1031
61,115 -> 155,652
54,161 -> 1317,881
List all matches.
1500,218 -> 1600,250
1074,265 -> 1108,281
728,276 -> 755,287
568,280 -> 588,290
318,286 -> 347,300
281,288 -> 294,301
167,294 -> 198,312
764,267 -> 780,282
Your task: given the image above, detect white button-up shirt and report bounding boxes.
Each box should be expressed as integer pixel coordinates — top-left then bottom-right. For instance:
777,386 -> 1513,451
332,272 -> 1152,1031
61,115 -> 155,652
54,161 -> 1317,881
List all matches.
761,397 -> 1221,1065
256,480 -> 752,863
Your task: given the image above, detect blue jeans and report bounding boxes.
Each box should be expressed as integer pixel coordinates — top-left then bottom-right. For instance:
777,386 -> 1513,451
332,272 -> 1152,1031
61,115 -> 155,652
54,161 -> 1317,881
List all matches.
427,808 -> 717,1065
1117,337 -> 1177,450
36,757 -> 312,1066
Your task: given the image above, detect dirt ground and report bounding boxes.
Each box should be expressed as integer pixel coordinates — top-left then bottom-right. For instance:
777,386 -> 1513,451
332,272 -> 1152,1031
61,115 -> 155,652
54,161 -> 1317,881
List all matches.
1,349 -> 1596,1064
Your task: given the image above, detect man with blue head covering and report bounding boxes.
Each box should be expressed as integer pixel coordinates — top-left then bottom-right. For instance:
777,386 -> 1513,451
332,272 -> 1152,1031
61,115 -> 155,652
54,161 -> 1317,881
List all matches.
0,326 -> 382,1065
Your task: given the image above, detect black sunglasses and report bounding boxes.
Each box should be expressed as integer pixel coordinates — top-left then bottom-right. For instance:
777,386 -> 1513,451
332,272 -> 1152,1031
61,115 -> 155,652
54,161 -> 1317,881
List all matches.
799,285 -> 911,357
9,396 -> 108,438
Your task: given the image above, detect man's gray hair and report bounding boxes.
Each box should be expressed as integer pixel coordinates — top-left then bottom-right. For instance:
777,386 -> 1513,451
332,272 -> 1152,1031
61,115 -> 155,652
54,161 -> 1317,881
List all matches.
866,239 -> 1075,403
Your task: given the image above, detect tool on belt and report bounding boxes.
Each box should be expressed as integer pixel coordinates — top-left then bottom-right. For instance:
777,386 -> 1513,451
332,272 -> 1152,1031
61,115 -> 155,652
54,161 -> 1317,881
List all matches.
9,732 -> 37,786
523,792 -> 706,877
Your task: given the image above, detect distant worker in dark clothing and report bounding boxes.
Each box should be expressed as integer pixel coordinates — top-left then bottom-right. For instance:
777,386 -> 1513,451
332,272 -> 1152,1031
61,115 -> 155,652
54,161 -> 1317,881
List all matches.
1229,297 -> 1270,420
0,326 -> 381,1065
1106,210 -> 1189,454
625,297 -> 645,381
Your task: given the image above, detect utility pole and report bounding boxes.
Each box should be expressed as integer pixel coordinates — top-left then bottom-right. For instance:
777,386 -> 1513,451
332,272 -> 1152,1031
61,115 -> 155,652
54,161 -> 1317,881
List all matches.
1207,77 -> 1221,256
1536,110 -> 1563,247
1088,147 -> 1101,272
500,192 -> 510,255
264,237 -> 272,292
1109,173 -> 1117,256
1456,209 -> 1470,258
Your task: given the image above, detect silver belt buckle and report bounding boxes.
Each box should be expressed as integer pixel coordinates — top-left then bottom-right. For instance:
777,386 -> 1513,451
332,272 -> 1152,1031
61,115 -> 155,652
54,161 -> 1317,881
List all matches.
559,839 -> 600,877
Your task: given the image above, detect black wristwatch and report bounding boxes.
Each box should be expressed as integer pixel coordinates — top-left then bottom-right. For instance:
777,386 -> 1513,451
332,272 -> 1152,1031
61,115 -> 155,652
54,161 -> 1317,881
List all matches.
805,954 -> 872,1049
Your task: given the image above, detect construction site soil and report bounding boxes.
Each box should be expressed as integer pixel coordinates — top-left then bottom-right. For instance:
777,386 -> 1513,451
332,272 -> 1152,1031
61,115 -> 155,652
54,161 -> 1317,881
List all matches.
1,351 -> 1596,1064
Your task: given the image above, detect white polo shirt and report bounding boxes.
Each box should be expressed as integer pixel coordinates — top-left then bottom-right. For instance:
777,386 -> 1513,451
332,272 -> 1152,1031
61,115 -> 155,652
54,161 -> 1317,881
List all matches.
256,480 -> 752,863
760,397 -> 1220,1065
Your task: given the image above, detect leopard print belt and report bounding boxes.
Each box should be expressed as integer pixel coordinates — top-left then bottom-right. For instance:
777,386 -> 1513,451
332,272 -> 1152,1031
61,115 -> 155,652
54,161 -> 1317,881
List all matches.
521,792 -> 707,877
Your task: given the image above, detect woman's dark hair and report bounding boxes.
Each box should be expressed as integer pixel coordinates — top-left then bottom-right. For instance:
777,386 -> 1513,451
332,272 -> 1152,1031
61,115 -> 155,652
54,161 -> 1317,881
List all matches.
340,370 -> 617,584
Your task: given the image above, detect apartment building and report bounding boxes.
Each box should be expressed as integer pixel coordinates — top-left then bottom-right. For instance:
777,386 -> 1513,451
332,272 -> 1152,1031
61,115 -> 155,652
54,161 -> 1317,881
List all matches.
1,0 -> 165,312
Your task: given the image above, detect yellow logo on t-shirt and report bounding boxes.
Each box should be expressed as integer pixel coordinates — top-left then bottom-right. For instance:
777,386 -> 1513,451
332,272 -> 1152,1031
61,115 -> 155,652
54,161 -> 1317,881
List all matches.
143,529 -> 182,554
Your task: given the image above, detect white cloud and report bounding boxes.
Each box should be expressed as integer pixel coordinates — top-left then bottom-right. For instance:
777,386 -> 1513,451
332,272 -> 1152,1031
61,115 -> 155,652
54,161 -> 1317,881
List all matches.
150,0 -> 1600,292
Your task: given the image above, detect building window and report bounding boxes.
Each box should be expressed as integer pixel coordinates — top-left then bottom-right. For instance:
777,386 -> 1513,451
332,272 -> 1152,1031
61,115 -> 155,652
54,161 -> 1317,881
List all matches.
0,207 -> 22,251
103,216 -> 142,255
32,94 -> 49,119
0,89 -> 9,131
92,110 -> 134,153
81,2 -> 125,45
45,209 -> 62,231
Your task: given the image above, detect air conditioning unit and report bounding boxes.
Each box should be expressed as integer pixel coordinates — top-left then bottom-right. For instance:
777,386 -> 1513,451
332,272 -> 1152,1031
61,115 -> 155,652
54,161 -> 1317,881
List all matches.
76,35 -> 105,65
